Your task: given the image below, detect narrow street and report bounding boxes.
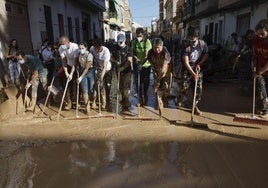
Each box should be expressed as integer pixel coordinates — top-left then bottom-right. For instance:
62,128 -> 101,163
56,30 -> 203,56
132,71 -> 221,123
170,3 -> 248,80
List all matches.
1,79 -> 268,188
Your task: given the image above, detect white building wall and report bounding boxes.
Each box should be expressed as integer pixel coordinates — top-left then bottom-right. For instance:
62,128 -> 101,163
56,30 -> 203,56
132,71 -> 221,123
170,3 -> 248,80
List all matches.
199,1 -> 268,46
250,1 -> 268,30
28,0 -> 103,50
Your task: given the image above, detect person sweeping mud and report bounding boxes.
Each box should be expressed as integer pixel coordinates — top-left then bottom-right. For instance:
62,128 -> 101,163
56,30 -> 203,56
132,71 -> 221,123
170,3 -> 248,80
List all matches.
147,38 -> 171,110
16,50 -> 48,112
90,39 -> 111,111
110,34 -> 133,113
131,27 -> 152,106
177,26 -> 209,115
59,36 -> 79,110
77,42 -> 94,115
253,19 -> 268,115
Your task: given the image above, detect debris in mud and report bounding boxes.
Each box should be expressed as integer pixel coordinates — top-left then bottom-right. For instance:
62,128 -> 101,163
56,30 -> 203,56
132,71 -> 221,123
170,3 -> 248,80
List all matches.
0,89 -> 8,104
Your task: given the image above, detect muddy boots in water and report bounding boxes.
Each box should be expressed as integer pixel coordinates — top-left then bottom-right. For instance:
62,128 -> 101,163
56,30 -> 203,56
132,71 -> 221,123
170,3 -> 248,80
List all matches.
26,97 -> 37,112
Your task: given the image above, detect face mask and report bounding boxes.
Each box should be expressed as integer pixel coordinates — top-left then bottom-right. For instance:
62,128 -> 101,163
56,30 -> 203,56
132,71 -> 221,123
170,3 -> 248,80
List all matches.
118,41 -> 125,48
19,59 -> 25,64
137,37 -> 143,42
48,47 -> 52,51
61,44 -> 67,50
80,49 -> 86,54
189,40 -> 196,46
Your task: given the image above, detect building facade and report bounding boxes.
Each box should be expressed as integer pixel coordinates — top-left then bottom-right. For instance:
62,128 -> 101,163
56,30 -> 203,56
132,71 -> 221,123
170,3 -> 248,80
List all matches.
0,0 -> 106,57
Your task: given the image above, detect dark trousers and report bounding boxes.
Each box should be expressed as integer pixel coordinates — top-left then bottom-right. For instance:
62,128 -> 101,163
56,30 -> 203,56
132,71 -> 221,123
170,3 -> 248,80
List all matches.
257,75 -> 268,112
136,66 -> 151,104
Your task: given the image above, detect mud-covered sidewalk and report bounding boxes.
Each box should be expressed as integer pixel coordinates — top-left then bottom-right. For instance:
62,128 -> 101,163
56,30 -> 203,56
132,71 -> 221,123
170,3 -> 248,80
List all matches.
1,81 -> 268,188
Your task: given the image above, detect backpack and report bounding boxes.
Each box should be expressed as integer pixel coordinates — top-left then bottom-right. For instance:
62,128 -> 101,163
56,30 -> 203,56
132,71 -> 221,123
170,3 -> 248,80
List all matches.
185,39 -> 205,54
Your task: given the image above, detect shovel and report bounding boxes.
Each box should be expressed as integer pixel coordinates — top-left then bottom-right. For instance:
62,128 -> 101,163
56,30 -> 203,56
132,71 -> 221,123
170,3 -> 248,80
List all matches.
57,75 -> 71,121
190,70 -> 208,128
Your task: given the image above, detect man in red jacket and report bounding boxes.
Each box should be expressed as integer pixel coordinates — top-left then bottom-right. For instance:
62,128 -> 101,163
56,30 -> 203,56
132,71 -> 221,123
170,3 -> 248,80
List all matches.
253,19 -> 268,115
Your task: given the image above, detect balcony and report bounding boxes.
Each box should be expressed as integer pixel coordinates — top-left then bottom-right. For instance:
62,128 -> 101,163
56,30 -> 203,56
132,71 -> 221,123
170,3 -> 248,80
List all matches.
195,0 -> 219,16
183,3 -> 195,21
76,0 -> 106,12
218,0 -> 262,10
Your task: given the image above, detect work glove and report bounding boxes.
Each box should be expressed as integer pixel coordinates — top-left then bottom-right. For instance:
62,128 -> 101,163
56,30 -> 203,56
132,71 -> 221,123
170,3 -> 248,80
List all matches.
193,73 -> 198,80
65,71 -> 69,78
96,79 -> 102,87
68,73 -> 73,81
153,82 -> 160,93
196,64 -> 201,72
77,76 -> 83,84
25,82 -> 32,89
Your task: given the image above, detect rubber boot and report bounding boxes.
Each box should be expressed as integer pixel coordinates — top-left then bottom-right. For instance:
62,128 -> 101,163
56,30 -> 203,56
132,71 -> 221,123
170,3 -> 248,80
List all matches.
26,97 -> 37,112
65,99 -> 72,110
91,95 -> 97,109
83,94 -> 90,115
101,92 -> 106,110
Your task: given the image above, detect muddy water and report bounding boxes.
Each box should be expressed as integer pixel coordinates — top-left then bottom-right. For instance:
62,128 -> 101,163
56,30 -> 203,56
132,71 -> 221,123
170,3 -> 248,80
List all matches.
0,140 -> 193,188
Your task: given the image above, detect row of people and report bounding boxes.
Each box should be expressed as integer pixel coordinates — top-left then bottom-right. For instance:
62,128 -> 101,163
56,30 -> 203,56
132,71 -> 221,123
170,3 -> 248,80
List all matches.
8,18 -> 268,118
11,26 -> 207,116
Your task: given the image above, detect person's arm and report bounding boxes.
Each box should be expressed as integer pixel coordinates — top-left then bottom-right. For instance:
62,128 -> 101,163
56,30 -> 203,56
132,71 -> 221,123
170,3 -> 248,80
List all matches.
196,53 -> 209,71
141,40 -> 152,65
60,52 -> 69,77
79,54 -> 92,80
4,48 -> 13,60
30,70 -> 38,82
100,60 -> 108,82
183,55 -> 196,79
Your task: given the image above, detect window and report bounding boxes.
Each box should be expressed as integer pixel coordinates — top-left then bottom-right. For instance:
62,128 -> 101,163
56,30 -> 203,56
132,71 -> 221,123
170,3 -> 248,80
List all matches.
236,13 -> 250,36
205,25 -> 208,35
215,23 -> 218,43
5,3 -> 12,12
58,14 -> 65,37
18,6 -> 24,15
218,20 -> 223,44
75,17 -> 80,43
67,17 -> 73,41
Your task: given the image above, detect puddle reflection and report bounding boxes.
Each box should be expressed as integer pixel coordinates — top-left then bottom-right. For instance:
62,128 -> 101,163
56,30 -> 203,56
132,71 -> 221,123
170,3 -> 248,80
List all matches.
1,140 -> 194,188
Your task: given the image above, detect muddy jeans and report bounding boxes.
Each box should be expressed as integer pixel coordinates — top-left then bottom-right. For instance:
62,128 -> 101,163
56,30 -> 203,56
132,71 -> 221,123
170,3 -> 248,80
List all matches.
31,74 -> 47,98
178,68 -> 203,106
8,60 -> 20,84
256,75 -> 268,112
80,68 -> 95,96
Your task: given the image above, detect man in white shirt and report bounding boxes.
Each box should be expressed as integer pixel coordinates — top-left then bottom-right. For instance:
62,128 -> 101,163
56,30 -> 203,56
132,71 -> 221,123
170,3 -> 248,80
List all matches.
90,39 -> 111,110
59,35 -> 79,110
41,41 -> 55,85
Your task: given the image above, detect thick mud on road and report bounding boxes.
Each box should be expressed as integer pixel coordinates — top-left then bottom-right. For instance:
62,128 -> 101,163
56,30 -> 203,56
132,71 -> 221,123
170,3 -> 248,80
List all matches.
1,81 -> 268,187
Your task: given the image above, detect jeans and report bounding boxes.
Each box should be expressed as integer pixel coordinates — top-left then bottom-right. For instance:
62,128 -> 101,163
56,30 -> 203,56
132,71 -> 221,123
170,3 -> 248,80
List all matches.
257,75 -> 268,111
80,68 -> 95,96
31,74 -> 48,98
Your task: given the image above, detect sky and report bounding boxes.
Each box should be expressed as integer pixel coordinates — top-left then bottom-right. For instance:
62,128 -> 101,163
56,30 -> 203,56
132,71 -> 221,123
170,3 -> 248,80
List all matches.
128,0 -> 159,27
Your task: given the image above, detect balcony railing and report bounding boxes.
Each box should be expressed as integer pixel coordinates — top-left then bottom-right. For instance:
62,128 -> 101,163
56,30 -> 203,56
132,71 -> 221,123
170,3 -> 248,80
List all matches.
195,0 -> 219,15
